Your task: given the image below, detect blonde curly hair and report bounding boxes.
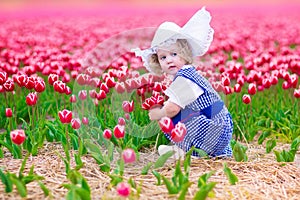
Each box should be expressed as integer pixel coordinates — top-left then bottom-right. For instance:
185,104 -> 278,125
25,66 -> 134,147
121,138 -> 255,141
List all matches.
148,39 -> 193,75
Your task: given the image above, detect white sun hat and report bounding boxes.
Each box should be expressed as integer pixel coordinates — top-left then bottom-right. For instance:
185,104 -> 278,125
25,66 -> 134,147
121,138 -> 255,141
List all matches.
132,7 -> 214,74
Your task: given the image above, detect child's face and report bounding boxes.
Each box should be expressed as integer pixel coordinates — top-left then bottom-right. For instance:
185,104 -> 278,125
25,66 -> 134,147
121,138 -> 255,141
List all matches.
156,43 -> 187,76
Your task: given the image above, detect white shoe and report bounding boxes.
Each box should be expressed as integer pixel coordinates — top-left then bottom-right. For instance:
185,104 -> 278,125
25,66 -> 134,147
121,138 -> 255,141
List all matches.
158,145 -> 185,160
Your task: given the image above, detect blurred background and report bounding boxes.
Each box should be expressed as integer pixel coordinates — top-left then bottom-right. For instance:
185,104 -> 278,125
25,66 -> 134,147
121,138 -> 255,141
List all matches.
0,0 -> 299,16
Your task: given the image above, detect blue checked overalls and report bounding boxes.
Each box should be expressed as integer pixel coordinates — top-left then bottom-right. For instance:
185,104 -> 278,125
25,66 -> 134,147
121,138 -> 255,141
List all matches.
164,66 -> 233,157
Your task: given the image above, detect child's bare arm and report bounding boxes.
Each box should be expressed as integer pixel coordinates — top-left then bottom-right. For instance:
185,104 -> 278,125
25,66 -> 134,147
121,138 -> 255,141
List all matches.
148,101 -> 181,120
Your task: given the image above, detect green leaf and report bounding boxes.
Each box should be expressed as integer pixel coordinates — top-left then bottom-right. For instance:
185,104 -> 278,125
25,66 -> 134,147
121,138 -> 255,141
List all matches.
223,163 -> 238,185
193,182 -> 217,200
178,181 -> 193,200
154,150 -> 174,169
128,177 -> 136,189
38,181 -> 50,197
84,139 -> 101,155
75,187 -> 91,200
74,154 -> 84,170
152,170 -> 162,185
108,174 -> 123,186
184,146 -> 195,173
232,142 -> 248,162
65,188 -> 80,200
258,131 -> 271,144
11,177 -> 27,197
197,170 -> 216,188
291,137 -> 300,151
266,139 -> 276,153
0,169 -> 13,193
141,162 -> 153,175
162,176 -> 178,194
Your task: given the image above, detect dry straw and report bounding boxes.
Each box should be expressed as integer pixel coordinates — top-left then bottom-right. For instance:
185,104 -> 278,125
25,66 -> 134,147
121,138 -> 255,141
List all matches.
0,141 -> 299,200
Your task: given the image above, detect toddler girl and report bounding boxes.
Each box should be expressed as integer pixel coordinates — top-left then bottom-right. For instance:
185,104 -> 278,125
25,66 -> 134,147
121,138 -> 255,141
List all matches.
134,7 -> 233,158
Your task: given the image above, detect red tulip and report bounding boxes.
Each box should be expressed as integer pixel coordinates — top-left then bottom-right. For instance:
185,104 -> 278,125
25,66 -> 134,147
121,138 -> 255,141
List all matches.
122,148 -> 136,164
171,122 -> 187,142
100,82 -> 109,93
105,77 -> 116,88
248,83 -> 257,95
142,95 -> 164,110
82,117 -> 89,125
96,90 -> 106,100
223,86 -> 233,95
270,76 -> 278,85
153,82 -> 163,92
53,80 -> 66,93
0,71 -> 8,85
58,109 -> 72,124
116,182 -> 130,197
78,90 -> 87,101
6,108 -> 13,117
10,129 -> 26,145
113,124 -> 125,139
242,94 -> 251,104
71,118 -> 81,129
103,129 -> 112,139
65,86 -> 72,95
34,80 -> 45,93
76,73 -> 89,85
262,78 -> 271,89
115,82 -> 126,93
26,92 -> 38,106
15,74 -> 28,87
124,113 -> 130,120
3,79 -> 14,92
282,81 -> 290,90
118,117 -> 126,126
25,76 -> 35,90
294,89 -> 300,98
221,76 -> 230,86
48,73 -> 59,85
233,83 -> 241,93
122,100 -> 134,113
158,117 -> 174,134
70,94 -> 77,103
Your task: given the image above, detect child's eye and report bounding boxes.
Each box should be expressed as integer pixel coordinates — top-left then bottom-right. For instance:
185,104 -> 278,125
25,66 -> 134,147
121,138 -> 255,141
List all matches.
171,53 -> 177,56
160,56 -> 166,60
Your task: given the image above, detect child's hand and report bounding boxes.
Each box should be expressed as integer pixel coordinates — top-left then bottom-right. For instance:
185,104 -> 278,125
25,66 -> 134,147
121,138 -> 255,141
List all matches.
148,107 -> 166,121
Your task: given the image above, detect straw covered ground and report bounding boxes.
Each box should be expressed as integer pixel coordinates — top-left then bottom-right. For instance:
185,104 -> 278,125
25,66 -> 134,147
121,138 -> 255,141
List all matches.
0,140 -> 300,200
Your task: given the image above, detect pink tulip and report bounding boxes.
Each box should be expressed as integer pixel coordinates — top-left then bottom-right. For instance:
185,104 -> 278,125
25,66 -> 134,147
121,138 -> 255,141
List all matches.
122,100 -> 134,113
116,182 -> 130,197
122,148 -> 136,164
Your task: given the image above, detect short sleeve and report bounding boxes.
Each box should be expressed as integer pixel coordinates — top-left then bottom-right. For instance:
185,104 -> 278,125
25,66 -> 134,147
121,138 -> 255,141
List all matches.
164,76 -> 204,108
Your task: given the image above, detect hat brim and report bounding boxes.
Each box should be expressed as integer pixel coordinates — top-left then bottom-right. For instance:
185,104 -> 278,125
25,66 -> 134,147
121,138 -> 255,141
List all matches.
132,7 -> 214,74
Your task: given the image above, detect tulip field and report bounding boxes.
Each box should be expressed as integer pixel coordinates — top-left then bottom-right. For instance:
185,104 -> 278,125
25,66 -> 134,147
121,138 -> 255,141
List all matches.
1,3 -> 300,200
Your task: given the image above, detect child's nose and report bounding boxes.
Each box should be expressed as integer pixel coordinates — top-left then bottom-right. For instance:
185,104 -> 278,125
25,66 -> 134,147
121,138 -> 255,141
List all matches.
166,56 -> 172,63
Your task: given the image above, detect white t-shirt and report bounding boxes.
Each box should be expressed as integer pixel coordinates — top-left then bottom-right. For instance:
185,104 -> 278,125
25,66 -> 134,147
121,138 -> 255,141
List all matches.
164,76 -> 204,109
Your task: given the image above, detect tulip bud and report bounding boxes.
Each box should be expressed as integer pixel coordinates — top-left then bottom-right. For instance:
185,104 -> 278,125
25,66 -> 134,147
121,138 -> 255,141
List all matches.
103,129 -> 112,140
122,148 -> 136,164
6,108 -> 13,117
